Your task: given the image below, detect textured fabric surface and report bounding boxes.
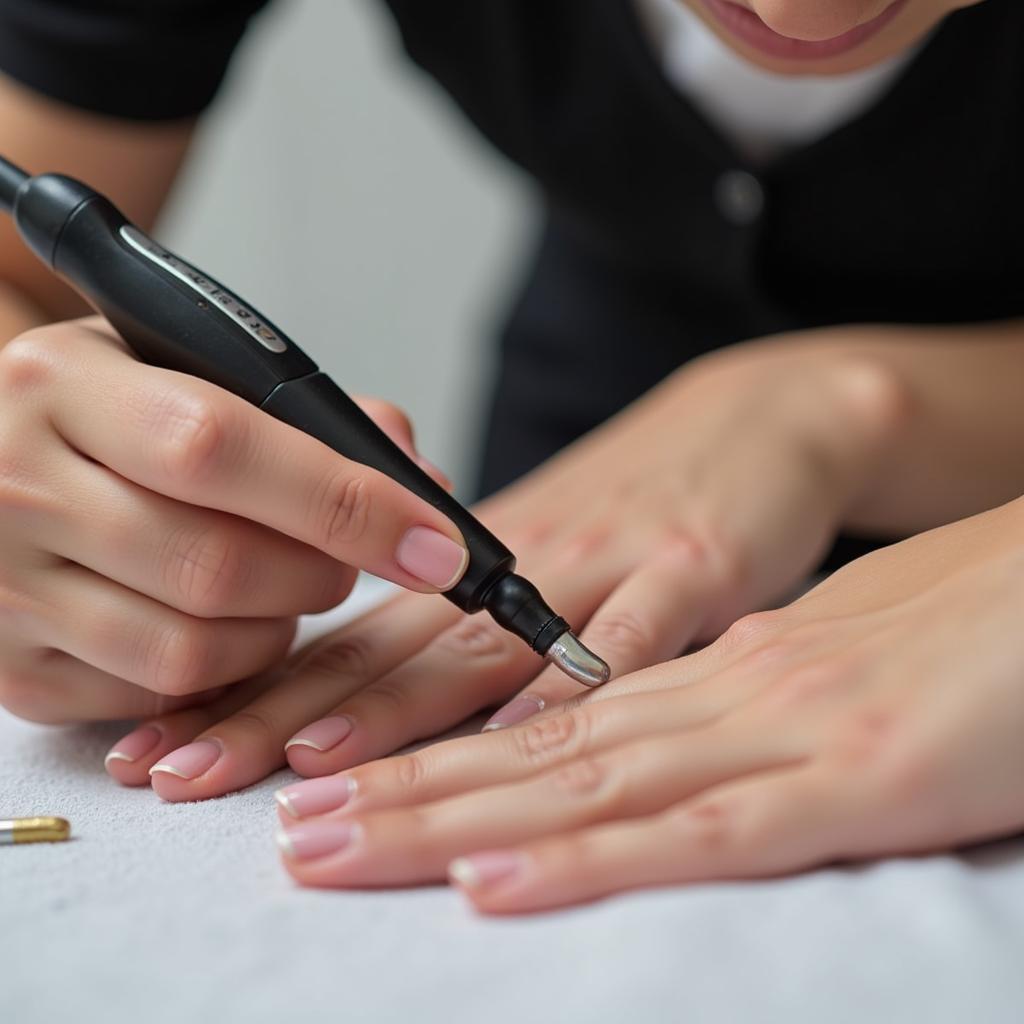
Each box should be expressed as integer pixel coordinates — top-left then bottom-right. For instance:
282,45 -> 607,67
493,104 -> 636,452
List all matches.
2,580 -> 1024,1024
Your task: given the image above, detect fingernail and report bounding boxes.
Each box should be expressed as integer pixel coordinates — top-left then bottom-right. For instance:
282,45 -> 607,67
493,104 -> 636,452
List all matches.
448,851 -> 527,890
276,821 -> 360,862
396,526 -> 468,589
482,695 -> 546,732
285,715 -> 354,754
149,740 -> 221,780
104,725 -> 162,768
276,775 -> 357,819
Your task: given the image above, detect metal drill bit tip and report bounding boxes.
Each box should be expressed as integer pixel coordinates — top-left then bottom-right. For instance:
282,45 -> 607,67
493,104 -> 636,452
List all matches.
0,816 -> 71,845
545,631 -> 611,687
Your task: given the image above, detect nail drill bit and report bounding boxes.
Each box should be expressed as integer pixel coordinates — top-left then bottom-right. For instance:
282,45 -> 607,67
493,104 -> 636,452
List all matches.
0,817 -> 71,845
545,631 -> 611,687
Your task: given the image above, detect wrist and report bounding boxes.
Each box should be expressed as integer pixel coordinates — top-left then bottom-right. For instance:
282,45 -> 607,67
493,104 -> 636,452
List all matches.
807,354 -> 912,520
688,342 -> 911,522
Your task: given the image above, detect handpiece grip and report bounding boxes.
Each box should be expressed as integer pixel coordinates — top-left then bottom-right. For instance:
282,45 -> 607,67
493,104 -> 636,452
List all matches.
262,374 -> 515,610
16,174 -> 514,613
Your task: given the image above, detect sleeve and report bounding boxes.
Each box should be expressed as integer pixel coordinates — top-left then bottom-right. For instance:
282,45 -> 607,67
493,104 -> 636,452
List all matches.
0,0 -> 272,121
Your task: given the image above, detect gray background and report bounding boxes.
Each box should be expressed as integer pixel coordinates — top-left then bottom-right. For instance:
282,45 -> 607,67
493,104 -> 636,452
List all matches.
161,0 -> 529,494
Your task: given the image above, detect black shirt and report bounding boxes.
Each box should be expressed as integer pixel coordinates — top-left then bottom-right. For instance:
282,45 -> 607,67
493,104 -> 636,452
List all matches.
1,0 -> 1022,566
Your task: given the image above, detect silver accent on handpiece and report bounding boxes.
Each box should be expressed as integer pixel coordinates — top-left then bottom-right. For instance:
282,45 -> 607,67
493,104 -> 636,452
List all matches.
545,632 -> 611,687
119,225 -> 288,354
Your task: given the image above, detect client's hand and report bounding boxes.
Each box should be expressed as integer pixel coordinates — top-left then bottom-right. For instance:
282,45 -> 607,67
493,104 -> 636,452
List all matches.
109,335 -> 903,799
273,499 -> 1024,913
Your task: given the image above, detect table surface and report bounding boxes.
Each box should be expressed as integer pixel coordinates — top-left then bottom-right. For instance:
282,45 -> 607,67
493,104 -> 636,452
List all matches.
3,582 -> 1024,1024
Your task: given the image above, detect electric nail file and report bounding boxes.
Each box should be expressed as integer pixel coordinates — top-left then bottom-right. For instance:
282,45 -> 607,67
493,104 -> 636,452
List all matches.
0,157 -> 610,687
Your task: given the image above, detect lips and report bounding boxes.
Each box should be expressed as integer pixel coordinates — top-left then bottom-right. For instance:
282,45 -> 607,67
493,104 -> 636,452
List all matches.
701,0 -> 909,61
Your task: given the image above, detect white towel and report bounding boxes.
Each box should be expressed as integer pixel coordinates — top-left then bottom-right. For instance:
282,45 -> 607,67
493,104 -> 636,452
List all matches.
3,578 -> 1024,1024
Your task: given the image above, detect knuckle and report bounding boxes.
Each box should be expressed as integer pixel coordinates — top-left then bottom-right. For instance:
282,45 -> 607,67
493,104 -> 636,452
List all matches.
313,471 -> 371,550
654,530 -> 711,570
832,707 -> 921,792
359,676 -> 409,716
760,658 -> 851,712
547,756 -> 610,801
148,624 -> 215,696
668,798 -> 737,855
0,334 -> 61,395
437,618 -> 513,663
516,712 -> 586,767
720,610 -> 784,653
584,612 -> 652,657
392,752 -> 427,792
150,392 -> 228,486
164,526 -> 248,615
295,634 -> 373,682
221,709 -> 278,755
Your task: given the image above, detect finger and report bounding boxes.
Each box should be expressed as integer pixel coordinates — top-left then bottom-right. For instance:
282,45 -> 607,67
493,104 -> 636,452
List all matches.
292,614 -> 839,819
46,328 -> 468,592
0,648 -> 218,726
281,555 -> 624,779
276,720 -> 804,889
104,669 -> 286,787
44,457 -> 355,618
482,541 -> 724,731
278,668 -> 773,820
38,562 -> 296,695
355,397 -> 451,492
145,593 -> 456,801
449,766 -> 846,914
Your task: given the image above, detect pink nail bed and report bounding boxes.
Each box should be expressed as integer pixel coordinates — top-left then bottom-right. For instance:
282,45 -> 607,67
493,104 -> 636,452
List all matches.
396,526 -> 468,589
276,775 -> 356,819
149,740 -> 221,781
285,715 -> 354,754
482,695 -> 546,732
277,821 -> 360,862
448,851 -> 526,889
104,725 -> 162,768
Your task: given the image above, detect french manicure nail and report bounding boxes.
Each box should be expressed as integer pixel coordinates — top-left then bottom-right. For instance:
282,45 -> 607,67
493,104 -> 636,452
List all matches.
276,821 -> 360,862
482,695 -> 546,732
448,851 -> 527,890
276,775 -> 357,819
396,526 -> 468,589
285,715 -> 355,754
104,725 -> 162,768
149,740 -> 221,780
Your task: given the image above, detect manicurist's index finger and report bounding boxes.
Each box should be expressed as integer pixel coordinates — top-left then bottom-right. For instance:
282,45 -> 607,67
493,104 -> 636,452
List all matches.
48,334 -> 469,592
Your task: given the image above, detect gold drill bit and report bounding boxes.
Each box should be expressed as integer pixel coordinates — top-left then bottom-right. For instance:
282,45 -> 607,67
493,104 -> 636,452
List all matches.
0,817 -> 71,845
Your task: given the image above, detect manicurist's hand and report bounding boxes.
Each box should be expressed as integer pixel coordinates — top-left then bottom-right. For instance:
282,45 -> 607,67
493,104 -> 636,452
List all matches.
118,335 -> 903,799
0,317 -> 465,725
272,498 -> 1024,913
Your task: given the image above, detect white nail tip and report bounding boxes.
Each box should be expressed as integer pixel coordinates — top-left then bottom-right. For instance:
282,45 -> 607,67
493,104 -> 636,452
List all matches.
104,751 -> 134,767
148,764 -> 191,779
481,723 -> 507,733
284,738 -> 328,752
447,857 -> 482,889
275,829 -> 296,858
274,790 -> 299,818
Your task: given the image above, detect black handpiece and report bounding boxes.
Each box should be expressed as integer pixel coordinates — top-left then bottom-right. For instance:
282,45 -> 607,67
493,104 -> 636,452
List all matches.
0,157 -> 609,686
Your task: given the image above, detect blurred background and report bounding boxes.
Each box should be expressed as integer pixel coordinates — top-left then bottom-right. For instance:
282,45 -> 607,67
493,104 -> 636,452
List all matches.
159,0 -> 530,498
